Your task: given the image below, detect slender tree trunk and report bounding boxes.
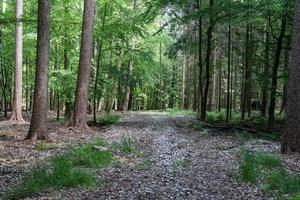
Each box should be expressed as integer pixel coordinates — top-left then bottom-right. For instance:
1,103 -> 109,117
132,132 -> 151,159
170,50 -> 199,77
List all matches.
182,52 -> 187,109
267,8 -> 287,131
280,39 -> 291,114
242,24 -> 250,120
93,40 -> 103,123
282,0 -> 300,153
226,25 -> 231,122
26,0 -> 51,141
122,59 -> 133,111
197,0 -> 203,115
200,0 -> 213,121
169,64 -> 176,108
122,0 -> 138,111
261,29 -> 270,117
10,0 -> 24,122
71,0 -> 95,128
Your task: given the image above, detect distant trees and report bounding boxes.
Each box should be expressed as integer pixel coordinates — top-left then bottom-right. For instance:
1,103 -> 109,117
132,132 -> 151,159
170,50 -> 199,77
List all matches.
282,0 -> 300,154
70,0 -> 96,128
26,0 -> 51,141
10,0 -> 24,122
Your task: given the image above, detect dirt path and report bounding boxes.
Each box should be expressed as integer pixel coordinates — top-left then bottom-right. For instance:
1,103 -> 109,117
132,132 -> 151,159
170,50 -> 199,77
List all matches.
79,112 -> 268,200
1,112 -> 286,199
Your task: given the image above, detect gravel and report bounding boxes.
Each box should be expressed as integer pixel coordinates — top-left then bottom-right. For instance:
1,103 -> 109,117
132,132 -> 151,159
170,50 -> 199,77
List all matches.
0,112 -> 299,200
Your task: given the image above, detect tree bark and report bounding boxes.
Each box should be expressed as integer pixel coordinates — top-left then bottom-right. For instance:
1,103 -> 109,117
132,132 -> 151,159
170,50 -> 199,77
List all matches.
261,28 -> 270,117
226,25 -> 231,122
267,6 -> 287,131
26,0 -> 51,141
71,0 -> 96,128
281,0 -> 300,153
197,0 -> 203,115
10,0 -> 24,122
200,0 -> 213,121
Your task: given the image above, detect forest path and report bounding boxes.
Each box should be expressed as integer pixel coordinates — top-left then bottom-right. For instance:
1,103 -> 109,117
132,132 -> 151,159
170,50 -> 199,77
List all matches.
80,112 -> 266,200
0,112 -> 271,200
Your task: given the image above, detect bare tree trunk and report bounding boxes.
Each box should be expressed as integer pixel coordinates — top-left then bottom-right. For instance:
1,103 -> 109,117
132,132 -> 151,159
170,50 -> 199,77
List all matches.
282,0 -> 300,153
26,0 -> 51,141
10,0 -> 24,122
280,38 -> 291,114
261,28 -> 270,117
200,0 -> 214,121
182,52 -> 187,109
226,25 -> 231,122
71,0 -> 95,128
242,24 -> 250,120
268,5 -> 287,131
122,59 -> 133,111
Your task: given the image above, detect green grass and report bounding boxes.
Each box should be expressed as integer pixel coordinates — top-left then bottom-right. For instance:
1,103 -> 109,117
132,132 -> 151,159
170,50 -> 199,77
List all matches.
6,139 -> 113,200
174,159 -> 190,169
70,143 -> 112,168
164,108 -> 196,117
36,141 -> 49,151
98,114 -> 120,125
239,150 -> 300,199
113,137 -> 136,154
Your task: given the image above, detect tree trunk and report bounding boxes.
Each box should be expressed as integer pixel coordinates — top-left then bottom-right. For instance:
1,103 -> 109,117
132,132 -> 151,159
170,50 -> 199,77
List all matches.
280,38 -> 291,114
281,0 -> 300,153
226,25 -> 231,122
261,28 -> 270,117
200,0 -> 213,121
71,0 -> 95,128
267,6 -> 287,131
242,24 -> 250,120
10,0 -> 24,122
197,0 -> 203,115
26,0 -> 51,141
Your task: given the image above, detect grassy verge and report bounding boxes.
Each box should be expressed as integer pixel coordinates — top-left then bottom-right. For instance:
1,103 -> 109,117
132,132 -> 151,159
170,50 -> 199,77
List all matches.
6,139 -> 113,200
164,108 -> 196,117
239,150 -> 300,200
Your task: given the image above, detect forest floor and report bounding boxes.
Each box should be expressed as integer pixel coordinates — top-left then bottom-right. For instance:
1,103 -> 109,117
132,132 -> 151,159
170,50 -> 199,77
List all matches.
0,111 -> 299,200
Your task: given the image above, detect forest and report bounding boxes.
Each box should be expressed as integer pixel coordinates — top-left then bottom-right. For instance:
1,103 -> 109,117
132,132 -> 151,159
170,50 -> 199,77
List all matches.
0,0 -> 300,199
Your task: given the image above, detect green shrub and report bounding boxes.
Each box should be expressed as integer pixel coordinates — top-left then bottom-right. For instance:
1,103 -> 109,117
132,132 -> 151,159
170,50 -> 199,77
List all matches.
119,138 -> 135,154
194,121 -> 203,131
98,114 -> 120,125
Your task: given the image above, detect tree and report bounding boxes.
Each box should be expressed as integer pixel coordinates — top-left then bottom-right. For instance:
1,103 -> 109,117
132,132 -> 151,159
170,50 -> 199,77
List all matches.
10,0 -> 24,122
281,0 -> 300,153
26,0 -> 51,141
70,0 -> 96,128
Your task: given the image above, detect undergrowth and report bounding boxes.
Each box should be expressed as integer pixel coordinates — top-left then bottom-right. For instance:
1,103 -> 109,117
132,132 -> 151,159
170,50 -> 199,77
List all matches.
239,150 -> 300,200
6,139 -> 113,200
97,114 -> 120,125
164,108 -> 196,117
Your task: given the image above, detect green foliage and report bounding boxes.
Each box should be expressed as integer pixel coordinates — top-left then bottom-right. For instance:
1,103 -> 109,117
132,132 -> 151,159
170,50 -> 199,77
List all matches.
291,194 -> 300,200
194,121 -> 203,131
239,151 -> 300,199
98,114 -> 120,125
